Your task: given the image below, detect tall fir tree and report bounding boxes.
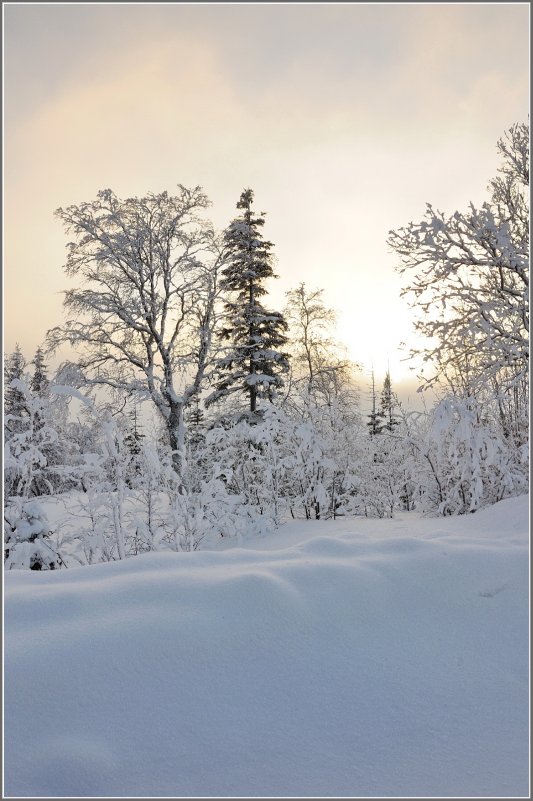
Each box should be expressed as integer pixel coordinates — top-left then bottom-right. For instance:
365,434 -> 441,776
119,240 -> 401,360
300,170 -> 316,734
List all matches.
185,395 -> 205,430
208,189 -> 289,414
30,347 -> 49,397
367,369 -> 384,436
123,405 -> 145,489
29,347 -> 66,495
5,347 -> 68,498
30,347 -> 50,432
123,405 -> 144,459
4,345 -> 28,435
379,371 -> 400,433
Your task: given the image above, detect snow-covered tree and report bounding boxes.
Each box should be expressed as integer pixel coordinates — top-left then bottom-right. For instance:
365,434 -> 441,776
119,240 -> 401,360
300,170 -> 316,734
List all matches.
122,405 -> 145,489
4,376 -> 64,499
355,434 -> 401,518
379,371 -> 400,433
421,396 -> 527,515
130,440 -> 169,553
30,347 -> 49,397
284,283 -> 354,408
208,189 -> 289,414
367,369 -> 384,437
4,345 -> 27,438
30,348 -> 66,494
4,498 -> 65,570
388,122 -> 529,419
48,186 -> 225,484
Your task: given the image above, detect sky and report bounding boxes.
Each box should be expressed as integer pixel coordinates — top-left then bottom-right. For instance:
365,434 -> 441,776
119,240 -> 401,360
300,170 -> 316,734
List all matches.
3,2 -> 530,403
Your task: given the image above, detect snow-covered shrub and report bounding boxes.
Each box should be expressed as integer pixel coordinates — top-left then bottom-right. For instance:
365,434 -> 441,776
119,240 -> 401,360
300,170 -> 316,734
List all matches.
419,396 -> 527,515
204,408 -> 285,525
153,433 -> 270,552
4,499 -> 64,570
4,378 -> 63,499
353,435 -> 399,518
204,401 -> 364,523
280,415 -> 329,519
127,441 -> 169,554
280,402 -> 361,520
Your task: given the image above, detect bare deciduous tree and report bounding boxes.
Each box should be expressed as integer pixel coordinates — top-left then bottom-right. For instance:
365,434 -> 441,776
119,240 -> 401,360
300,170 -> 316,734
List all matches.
284,282 -> 358,411
48,185 -> 225,483
388,122 -> 529,399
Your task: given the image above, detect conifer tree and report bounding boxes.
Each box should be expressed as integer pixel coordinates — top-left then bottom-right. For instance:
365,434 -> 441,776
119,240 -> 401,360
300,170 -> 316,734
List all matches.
4,345 -> 28,435
123,406 -> 144,458
186,395 -> 205,428
30,347 -> 49,397
30,347 -> 66,495
123,406 -> 145,488
367,369 -> 384,436
5,347 -> 68,498
208,189 -> 289,414
380,371 -> 400,433
30,347 -> 50,433
4,345 -> 29,496
184,396 -> 208,488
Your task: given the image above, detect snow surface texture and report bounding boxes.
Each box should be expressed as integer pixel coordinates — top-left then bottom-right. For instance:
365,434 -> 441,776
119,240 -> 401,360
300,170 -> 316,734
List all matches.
4,496 -> 529,797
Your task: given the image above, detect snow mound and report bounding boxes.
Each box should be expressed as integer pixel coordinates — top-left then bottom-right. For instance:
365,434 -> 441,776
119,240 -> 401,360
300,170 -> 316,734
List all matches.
4,496 -> 529,797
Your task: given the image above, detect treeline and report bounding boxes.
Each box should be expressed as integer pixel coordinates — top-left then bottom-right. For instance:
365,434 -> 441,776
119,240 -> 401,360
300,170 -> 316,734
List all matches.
4,122 -> 529,569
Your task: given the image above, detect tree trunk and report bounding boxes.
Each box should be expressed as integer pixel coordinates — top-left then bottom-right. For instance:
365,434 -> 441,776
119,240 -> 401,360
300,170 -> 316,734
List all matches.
167,401 -> 186,492
249,276 -> 257,413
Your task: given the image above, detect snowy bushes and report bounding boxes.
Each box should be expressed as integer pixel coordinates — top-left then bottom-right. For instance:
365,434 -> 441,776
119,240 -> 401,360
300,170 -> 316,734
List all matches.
354,435 -> 407,518
4,392 -> 528,569
205,403 -> 360,524
408,396 -> 528,516
4,378 -> 63,499
5,376 -> 529,571
204,408 -> 287,526
4,499 -> 64,570
4,356 -> 528,572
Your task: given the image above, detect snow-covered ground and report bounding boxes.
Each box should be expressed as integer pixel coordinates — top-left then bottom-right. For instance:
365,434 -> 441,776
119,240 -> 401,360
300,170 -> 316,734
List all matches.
4,495 -> 529,797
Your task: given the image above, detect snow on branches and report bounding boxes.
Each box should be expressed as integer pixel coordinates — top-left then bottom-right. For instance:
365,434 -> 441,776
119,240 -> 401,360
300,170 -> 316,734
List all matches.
388,122 -> 529,398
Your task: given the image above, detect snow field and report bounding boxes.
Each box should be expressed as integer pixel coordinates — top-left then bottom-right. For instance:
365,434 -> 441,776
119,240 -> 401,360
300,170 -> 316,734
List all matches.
4,495 -> 529,797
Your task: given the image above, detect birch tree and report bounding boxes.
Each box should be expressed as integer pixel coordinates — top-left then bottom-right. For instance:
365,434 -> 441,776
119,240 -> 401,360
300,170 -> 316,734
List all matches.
48,186 -> 225,483
388,122 -> 529,415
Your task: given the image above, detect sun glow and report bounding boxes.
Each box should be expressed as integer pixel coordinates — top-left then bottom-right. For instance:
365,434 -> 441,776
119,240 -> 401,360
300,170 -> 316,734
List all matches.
336,304 -> 417,382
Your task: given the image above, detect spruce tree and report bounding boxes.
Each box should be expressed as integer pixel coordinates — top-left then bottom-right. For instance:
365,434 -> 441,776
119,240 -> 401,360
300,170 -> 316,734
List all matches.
5,347 -> 68,498
30,347 -> 66,495
380,371 -> 400,433
367,369 -> 384,436
4,346 -> 28,496
185,396 -> 208,487
186,395 -> 205,428
30,347 -> 49,397
124,406 -> 144,458
208,189 -> 289,414
4,345 -> 28,434
30,347 -> 50,433
123,406 -> 145,488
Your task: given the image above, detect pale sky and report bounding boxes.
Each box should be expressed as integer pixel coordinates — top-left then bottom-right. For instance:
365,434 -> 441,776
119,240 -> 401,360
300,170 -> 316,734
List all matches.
3,2 -> 530,400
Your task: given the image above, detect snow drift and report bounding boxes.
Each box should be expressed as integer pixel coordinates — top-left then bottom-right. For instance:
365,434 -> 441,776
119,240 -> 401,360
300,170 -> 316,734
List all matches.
4,496 -> 529,797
